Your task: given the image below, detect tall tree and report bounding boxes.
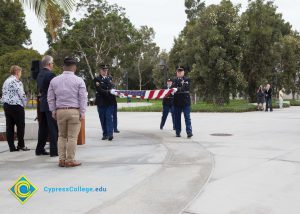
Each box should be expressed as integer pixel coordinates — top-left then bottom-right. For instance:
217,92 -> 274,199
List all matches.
279,34 -> 300,99
9,0 -> 75,40
0,49 -> 41,96
240,0 -> 291,102
0,0 -> 31,55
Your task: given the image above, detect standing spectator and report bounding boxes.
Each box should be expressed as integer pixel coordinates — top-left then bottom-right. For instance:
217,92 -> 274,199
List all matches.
35,55 -> 58,157
279,88 -> 285,109
94,65 -> 117,141
172,66 -> 193,138
160,78 -> 175,130
265,84 -> 273,112
48,57 -> 87,167
256,85 -> 265,111
1,65 -> 29,152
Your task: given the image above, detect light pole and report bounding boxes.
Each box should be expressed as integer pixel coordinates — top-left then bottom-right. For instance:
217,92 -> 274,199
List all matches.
159,59 -> 168,87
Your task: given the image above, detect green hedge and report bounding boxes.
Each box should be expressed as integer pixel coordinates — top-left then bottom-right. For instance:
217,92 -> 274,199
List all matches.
288,100 -> 300,106
119,100 -> 257,113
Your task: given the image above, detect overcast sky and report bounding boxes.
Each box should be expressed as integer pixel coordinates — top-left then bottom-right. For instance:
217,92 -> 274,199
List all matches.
24,0 -> 300,54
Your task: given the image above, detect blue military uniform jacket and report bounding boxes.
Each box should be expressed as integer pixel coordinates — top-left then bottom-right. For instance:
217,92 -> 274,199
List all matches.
37,68 -> 56,112
172,76 -> 191,107
94,75 -> 116,107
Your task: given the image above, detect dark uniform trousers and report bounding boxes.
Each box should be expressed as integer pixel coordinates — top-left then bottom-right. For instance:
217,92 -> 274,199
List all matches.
113,104 -> 118,131
160,86 -> 175,129
97,106 -> 114,137
94,75 -> 115,138
172,77 -> 193,136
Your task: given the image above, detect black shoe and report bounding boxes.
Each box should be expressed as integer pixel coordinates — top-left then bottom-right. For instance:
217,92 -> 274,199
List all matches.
10,148 -> 19,152
173,128 -> 176,130
102,136 -> 108,140
18,146 -> 30,151
114,130 -> 120,133
176,134 -> 181,137
50,153 -> 58,157
160,126 -> 163,130
108,136 -> 113,141
36,150 -> 50,156
187,133 -> 193,138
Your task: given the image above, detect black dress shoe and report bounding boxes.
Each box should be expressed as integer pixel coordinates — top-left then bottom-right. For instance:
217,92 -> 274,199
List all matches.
50,153 -> 58,157
187,133 -> 193,138
10,148 -> 19,152
108,136 -> 113,141
176,134 -> 181,137
102,136 -> 108,140
18,146 -> 30,151
36,151 -> 50,156
114,130 -> 120,133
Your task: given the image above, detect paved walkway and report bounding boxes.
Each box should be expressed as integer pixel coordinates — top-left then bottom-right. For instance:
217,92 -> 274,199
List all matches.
0,106 -> 299,214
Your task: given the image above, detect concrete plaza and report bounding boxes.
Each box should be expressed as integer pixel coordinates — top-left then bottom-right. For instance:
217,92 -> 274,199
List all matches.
0,106 -> 300,214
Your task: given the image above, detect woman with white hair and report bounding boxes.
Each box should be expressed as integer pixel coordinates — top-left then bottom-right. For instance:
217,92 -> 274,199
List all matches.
2,65 -> 29,152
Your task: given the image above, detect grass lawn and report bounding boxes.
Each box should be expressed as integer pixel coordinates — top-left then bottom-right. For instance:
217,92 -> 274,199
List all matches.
119,99 -> 258,113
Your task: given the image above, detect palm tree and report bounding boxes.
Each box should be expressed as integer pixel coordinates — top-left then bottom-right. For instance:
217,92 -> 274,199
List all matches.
12,0 -> 75,40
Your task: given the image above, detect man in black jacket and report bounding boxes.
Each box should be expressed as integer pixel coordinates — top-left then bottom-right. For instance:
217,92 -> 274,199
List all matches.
265,84 -> 273,112
94,65 -> 117,141
172,66 -> 193,138
35,55 -> 58,156
160,79 -> 175,130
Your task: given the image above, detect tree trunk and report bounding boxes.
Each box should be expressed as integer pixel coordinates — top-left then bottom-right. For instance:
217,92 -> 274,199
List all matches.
137,51 -> 142,91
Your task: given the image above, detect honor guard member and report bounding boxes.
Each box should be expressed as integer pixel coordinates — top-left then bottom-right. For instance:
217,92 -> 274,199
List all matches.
94,65 -> 118,141
110,79 -> 120,133
160,78 -> 175,130
172,66 -> 193,138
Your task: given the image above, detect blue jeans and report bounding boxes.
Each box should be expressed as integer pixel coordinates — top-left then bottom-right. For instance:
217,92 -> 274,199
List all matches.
174,105 -> 192,135
160,104 -> 175,129
112,104 -> 118,131
97,105 -> 114,137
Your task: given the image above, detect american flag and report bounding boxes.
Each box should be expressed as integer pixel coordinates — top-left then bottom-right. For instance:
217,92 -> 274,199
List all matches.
116,89 -> 174,99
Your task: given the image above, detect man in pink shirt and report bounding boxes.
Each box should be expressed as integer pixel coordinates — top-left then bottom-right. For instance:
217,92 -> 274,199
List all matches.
47,57 -> 87,167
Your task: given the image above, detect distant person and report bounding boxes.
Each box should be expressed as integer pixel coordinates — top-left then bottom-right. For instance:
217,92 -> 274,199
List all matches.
265,84 -> 273,112
256,85 -> 265,111
279,88 -> 285,109
48,57 -> 87,167
172,66 -> 193,138
35,55 -> 58,157
160,78 -> 175,130
1,65 -> 29,152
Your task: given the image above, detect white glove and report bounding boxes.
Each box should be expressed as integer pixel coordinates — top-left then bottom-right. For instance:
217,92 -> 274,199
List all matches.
171,88 -> 177,95
110,89 -> 116,95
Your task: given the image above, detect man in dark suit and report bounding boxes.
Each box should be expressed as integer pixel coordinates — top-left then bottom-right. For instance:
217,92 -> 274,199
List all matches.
172,66 -> 193,138
94,65 -> 117,141
265,83 -> 273,112
35,55 -> 58,156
